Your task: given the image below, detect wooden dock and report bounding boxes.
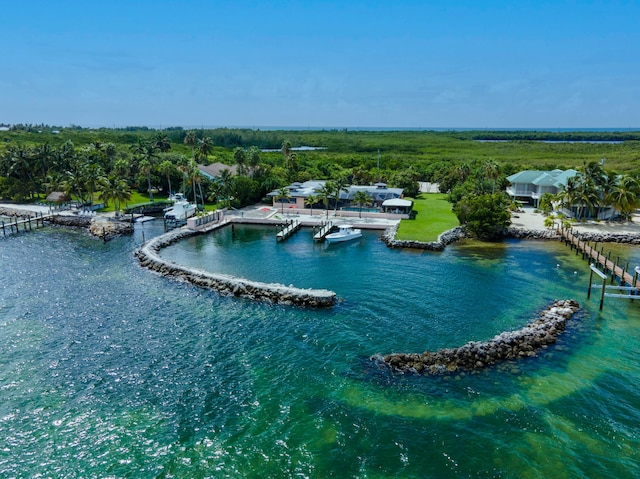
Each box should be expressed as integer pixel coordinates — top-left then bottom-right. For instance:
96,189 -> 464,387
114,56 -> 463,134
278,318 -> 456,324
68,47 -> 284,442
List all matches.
313,221 -> 334,242
1,212 -> 51,237
560,227 -> 638,286
559,227 -> 639,309
276,219 -> 301,241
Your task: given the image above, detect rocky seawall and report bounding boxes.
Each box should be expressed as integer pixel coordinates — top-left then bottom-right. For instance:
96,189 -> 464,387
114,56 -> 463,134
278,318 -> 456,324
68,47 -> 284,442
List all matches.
49,215 -> 133,240
383,222 -> 640,251
381,225 -> 469,251
505,227 -> 640,244
372,299 -> 580,375
135,224 -> 337,308
0,205 -> 133,241
505,227 -> 561,240
570,231 -> 640,244
0,206 -> 43,218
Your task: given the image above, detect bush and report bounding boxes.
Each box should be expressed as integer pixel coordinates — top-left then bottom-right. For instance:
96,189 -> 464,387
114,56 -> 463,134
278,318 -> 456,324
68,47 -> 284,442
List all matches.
453,193 -> 511,240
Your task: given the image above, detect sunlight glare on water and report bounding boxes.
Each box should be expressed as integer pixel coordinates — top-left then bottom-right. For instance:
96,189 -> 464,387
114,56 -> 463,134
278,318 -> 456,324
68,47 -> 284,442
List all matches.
0,222 -> 638,478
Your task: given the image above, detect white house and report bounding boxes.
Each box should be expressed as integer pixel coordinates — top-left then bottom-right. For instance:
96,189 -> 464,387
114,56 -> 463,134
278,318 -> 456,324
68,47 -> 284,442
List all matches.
506,169 -> 578,207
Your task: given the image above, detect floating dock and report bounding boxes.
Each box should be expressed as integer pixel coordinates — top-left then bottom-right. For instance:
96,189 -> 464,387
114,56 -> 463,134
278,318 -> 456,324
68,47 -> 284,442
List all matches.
276,219 -> 301,241
313,221 -> 334,242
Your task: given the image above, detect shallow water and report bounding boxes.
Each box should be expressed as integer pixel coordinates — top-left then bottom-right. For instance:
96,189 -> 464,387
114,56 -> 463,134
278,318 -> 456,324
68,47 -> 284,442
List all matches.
1,222 -> 639,478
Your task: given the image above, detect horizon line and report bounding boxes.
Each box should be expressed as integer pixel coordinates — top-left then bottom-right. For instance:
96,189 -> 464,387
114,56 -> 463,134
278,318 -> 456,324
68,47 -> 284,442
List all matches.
2,123 -> 640,132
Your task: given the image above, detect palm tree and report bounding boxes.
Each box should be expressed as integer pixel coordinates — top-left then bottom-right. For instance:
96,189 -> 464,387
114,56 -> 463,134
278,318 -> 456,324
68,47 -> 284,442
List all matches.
305,194 -> 317,216
98,175 -> 132,214
133,139 -> 159,202
138,159 -> 154,202
281,139 -> 291,169
575,178 -> 598,219
610,175 -> 640,220
34,142 -> 54,188
83,161 -> 105,210
482,160 -> 500,194
185,159 -> 203,209
103,143 -> 117,170
183,130 -> 198,160
152,132 -> 171,153
217,168 -> 234,206
197,136 -> 214,164
63,159 -> 88,206
332,175 -> 349,216
233,147 -> 247,176
352,190 -> 371,218
6,145 -> 35,187
43,172 -> 65,195
454,163 -> 471,183
247,146 -> 261,175
556,176 -> 580,217
275,187 -> 291,214
318,182 -> 335,219
597,172 -> 619,220
158,160 -> 177,196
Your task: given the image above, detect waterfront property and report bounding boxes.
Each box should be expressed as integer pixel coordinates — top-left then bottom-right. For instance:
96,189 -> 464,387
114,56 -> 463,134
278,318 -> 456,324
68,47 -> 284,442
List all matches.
267,180 -> 406,213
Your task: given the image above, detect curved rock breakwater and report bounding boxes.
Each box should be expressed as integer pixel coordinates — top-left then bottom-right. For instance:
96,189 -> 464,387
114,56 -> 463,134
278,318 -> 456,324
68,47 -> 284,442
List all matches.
372,299 -> 580,375
135,223 -> 336,308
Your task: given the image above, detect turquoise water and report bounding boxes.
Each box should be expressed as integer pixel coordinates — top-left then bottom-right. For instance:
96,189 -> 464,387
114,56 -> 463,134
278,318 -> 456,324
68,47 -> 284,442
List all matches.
1,222 -> 639,478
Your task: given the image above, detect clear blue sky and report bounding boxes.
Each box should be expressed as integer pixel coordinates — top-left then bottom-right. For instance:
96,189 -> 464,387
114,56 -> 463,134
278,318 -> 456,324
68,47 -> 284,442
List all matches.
2,0 -> 639,129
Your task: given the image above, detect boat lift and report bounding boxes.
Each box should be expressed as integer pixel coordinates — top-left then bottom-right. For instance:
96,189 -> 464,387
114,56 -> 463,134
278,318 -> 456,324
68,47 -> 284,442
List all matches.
588,264 -> 640,310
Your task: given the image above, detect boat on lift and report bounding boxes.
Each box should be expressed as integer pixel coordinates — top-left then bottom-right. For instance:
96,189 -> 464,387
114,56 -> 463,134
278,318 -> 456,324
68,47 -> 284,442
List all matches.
164,193 -> 197,222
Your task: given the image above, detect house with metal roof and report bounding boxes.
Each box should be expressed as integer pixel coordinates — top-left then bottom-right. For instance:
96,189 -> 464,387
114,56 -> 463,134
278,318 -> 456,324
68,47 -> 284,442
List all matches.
267,181 -> 405,212
198,162 -> 238,180
506,169 -> 578,206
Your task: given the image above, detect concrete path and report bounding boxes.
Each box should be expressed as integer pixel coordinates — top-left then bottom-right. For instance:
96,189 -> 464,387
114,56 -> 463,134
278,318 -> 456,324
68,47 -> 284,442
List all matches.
510,206 -> 640,235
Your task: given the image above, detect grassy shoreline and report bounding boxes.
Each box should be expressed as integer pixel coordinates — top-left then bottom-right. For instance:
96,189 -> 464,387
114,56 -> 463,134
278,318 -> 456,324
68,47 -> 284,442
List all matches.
396,194 -> 459,242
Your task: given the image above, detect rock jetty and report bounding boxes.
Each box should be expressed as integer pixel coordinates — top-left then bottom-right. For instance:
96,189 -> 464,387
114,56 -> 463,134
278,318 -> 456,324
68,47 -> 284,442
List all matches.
135,224 -> 336,308
372,299 -> 580,375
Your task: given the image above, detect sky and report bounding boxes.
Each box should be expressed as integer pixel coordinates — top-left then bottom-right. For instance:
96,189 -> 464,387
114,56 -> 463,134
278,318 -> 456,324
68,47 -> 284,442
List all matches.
2,0 -> 639,129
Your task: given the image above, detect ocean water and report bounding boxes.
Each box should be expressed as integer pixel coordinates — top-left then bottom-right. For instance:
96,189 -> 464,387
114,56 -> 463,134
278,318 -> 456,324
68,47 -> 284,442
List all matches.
1,222 -> 639,478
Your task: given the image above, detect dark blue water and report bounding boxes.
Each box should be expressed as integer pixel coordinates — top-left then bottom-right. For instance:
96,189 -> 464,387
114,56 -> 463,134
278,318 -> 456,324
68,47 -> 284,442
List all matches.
1,222 -> 639,478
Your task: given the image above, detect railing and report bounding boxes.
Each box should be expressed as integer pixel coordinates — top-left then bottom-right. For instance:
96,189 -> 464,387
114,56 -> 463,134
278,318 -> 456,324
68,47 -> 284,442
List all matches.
187,210 -> 225,231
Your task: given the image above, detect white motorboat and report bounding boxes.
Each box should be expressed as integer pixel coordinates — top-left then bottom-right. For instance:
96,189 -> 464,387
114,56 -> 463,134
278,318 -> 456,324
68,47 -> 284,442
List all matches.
164,193 -> 197,222
325,225 -> 362,243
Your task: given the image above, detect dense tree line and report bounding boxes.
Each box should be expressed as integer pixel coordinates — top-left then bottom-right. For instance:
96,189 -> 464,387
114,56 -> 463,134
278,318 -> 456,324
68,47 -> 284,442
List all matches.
1,127 -> 638,237
0,130 -> 420,211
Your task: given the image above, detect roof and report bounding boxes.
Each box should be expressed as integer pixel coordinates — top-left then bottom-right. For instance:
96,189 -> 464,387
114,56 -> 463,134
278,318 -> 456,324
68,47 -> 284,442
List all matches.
382,198 -> 413,207
506,170 -> 547,183
46,191 -> 70,203
198,163 -> 238,179
267,181 -> 404,200
507,169 -> 579,188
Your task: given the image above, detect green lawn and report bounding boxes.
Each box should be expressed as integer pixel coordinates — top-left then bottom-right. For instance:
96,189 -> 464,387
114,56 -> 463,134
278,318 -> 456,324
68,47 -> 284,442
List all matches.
396,194 -> 459,242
